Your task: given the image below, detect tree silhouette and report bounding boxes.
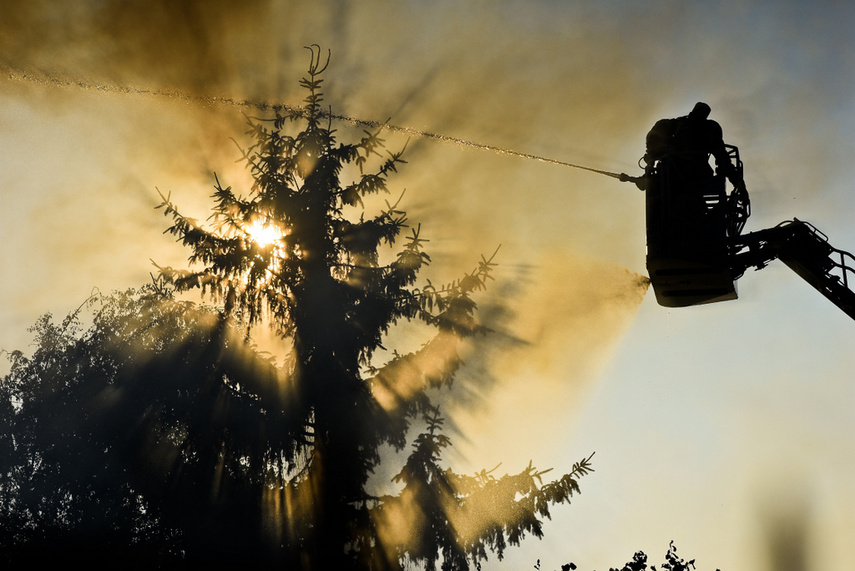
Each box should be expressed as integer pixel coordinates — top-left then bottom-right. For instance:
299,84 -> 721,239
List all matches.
151,45 -> 596,569
536,540 -> 714,571
0,47 -> 718,571
0,47 -> 593,568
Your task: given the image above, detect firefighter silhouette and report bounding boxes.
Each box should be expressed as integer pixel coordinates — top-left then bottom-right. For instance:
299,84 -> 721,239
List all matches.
643,102 -> 744,191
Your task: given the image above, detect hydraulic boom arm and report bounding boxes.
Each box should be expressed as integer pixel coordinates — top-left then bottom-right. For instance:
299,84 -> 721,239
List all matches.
732,219 -> 855,319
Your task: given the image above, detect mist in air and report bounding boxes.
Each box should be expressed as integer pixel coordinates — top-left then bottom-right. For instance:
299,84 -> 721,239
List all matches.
4,2 -> 855,570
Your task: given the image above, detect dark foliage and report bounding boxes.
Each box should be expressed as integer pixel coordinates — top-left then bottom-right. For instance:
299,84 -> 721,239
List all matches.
0,288 -> 303,567
537,541 -> 715,571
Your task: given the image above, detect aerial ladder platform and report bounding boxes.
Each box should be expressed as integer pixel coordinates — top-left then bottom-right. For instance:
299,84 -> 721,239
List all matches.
630,142 -> 855,320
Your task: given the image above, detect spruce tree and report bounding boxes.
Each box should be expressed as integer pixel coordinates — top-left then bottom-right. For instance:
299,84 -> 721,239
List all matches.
152,46 -> 593,569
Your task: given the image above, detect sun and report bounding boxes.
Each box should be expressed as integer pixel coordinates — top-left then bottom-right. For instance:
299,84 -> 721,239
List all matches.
245,220 -> 281,247
241,220 -> 287,287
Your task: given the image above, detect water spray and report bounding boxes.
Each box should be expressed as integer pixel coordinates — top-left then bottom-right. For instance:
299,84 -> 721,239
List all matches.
3,65 -> 633,182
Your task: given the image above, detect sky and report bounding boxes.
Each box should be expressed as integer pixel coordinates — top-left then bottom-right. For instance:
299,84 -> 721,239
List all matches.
2,1 -> 855,569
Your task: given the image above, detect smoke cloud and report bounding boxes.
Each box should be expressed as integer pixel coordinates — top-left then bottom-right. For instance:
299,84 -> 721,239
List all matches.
0,0 -> 655,376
